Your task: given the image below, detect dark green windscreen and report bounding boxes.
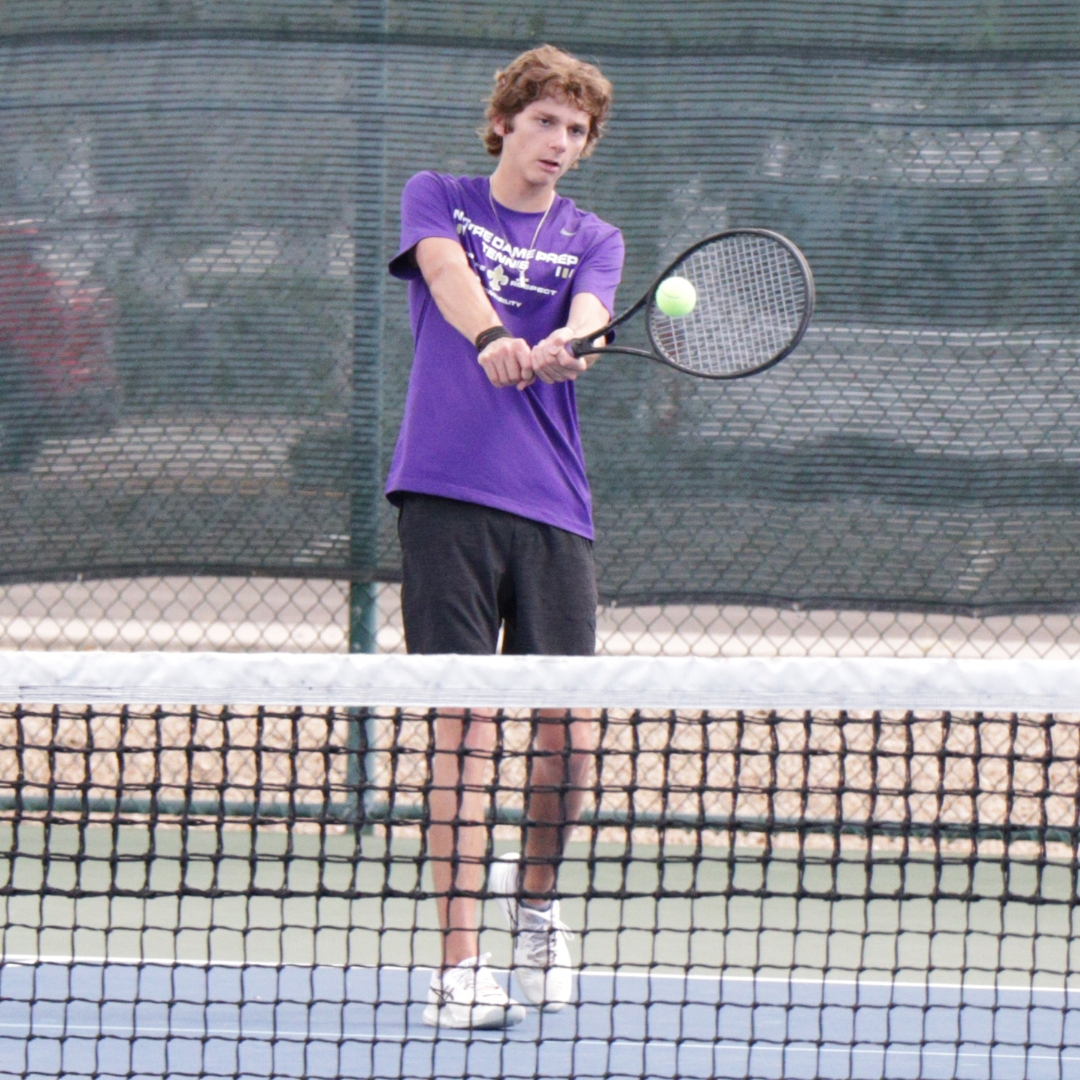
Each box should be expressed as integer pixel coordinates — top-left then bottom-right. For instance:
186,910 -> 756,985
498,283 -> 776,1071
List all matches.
2,3 -> 1080,614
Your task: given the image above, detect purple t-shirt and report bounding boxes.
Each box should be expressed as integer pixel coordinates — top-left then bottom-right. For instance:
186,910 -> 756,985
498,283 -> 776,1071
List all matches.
385,171 -> 624,539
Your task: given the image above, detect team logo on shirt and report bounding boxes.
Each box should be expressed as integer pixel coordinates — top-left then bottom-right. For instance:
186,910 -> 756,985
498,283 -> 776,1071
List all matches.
453,208 -> 577,299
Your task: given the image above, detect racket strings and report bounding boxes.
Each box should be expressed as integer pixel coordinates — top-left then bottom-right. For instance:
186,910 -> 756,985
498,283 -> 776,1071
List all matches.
707,238 -> 803,364
649,234 -> 809,376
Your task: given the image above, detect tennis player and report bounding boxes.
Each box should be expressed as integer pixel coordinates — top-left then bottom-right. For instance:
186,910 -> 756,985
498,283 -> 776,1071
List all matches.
386,45 -> 624,1029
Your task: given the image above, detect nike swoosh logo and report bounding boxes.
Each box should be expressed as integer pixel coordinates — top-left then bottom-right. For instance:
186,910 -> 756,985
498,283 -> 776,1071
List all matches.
560,227 -> 578,236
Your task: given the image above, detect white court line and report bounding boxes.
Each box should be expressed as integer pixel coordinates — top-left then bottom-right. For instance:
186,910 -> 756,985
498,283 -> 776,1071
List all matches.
4,956 -> 1080,997
6,959 -> 1079,1064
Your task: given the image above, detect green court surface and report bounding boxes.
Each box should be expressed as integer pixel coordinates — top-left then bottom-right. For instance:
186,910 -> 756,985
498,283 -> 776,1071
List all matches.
3,821 -> 1075,994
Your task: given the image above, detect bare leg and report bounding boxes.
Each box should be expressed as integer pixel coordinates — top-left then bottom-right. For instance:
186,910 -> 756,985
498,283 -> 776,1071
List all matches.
427,709 -> 497,967
520,709 -> 596,901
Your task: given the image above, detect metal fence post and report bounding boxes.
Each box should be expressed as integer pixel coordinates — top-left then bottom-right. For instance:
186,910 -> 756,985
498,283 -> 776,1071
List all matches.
346,12 -> 388,829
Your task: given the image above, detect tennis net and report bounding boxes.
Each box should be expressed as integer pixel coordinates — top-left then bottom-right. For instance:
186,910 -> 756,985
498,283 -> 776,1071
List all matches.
0,652 -> 1078,1080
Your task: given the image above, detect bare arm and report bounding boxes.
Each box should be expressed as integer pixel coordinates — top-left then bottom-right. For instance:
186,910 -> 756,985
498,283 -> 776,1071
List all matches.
414,236 -> 534,390
529,291 -> 611,384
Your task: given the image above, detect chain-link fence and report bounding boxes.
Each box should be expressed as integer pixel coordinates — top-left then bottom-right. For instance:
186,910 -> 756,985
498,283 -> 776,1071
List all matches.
3,7 -> 1080,656
8,576 -> 1080,660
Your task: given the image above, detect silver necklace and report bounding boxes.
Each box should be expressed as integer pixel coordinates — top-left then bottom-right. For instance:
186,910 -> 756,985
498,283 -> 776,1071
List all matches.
488,182 -> 554,287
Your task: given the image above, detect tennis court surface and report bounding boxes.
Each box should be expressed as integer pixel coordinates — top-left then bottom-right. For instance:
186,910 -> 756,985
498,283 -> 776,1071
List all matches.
1,652 -> 1078,1080
6,960 -> 1077,1079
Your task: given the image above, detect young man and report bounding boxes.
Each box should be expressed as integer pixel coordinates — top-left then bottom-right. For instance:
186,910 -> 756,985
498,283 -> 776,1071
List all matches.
386,45 -> 624,1029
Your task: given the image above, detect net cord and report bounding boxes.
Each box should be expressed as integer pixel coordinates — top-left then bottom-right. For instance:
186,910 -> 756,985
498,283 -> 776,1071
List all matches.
1,651 -> 1078,711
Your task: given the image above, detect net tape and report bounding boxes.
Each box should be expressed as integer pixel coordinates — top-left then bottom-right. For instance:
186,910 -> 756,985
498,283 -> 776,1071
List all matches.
5,650 -> 1080,710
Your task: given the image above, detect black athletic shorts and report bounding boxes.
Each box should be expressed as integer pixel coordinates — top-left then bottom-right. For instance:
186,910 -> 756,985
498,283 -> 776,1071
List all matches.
396,493 -> 597,656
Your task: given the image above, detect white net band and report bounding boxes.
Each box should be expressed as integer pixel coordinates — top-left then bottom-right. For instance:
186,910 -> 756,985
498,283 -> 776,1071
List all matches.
1,650 -> 1077,711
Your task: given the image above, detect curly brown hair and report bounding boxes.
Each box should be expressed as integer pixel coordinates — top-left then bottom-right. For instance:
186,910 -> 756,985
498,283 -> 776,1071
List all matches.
481,45 -> 613,159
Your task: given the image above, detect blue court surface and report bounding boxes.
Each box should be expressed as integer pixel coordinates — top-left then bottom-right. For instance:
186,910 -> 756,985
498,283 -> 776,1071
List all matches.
0,959 -> 1077,1080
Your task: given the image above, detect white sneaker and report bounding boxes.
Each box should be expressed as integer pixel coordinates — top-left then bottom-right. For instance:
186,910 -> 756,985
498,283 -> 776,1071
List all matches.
422,954 -> 525,1029
488,852 -> 573,1012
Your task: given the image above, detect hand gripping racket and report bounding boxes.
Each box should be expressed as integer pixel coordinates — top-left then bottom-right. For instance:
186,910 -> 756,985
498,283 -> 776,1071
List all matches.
570,228 -> 815,379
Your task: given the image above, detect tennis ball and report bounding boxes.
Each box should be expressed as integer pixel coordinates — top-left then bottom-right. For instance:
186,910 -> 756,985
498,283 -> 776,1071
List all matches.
655,276 -> 697,317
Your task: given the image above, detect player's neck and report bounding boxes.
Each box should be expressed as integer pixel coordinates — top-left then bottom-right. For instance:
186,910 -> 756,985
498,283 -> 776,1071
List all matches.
488,166 -> 556,214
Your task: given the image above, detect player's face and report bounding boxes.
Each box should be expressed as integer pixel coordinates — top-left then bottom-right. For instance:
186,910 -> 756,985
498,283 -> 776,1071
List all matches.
494,96 -> 592,189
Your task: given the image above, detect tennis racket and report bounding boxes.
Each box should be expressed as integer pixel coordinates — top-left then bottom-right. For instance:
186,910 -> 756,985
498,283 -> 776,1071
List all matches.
570,228 -> 814,379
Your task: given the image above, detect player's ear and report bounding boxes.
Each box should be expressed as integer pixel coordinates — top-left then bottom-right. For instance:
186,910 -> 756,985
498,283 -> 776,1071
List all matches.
492,113 -> 513,138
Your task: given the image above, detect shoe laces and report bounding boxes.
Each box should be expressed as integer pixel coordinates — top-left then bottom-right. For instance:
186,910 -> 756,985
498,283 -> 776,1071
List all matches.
516,904 -> 570,967
440,954 -> 508,1004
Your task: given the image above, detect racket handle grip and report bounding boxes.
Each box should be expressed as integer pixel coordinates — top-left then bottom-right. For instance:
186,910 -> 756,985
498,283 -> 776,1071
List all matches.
569,335 -> 603,358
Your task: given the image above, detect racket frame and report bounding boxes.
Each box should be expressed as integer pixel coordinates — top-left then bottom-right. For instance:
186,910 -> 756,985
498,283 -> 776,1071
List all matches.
569,227 -> 815,379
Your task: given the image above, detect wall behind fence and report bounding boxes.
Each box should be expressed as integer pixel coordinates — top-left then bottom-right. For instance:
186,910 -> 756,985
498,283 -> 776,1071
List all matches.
1,3 -> 1080,618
